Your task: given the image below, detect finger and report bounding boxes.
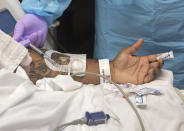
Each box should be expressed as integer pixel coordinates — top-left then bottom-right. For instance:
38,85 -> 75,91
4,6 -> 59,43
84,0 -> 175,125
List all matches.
25,32 -> 38,47
26,31 -> 45,48
158,59 -> 164,68
35,31 -> 43,48
138,64 -> 149,84
144,74 -> 153,83
143,75 -> 150,83
13,21 -> 24,42
40,28 -> 48,48
38,31 -> 45,48
124,38 -> 144,54
18,39 -> 31,47
144,69 -> 154,83
150,62 -> 160,74
147,53 -> 163,63
148,69 -> 154,80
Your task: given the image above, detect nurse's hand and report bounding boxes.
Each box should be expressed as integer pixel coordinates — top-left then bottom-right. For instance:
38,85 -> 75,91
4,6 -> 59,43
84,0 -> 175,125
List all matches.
13,13 -> 48,48
111,38 -> 163,85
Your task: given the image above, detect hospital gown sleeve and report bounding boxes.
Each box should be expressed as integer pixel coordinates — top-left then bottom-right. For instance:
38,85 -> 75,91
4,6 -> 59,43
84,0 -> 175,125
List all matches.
21,0 -> 72,25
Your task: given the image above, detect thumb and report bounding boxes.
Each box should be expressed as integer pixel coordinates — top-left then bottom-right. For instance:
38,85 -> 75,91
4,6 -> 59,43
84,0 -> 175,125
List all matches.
13,21 -> 24,42
124,38 -> 144,54
19,39 -> 31,47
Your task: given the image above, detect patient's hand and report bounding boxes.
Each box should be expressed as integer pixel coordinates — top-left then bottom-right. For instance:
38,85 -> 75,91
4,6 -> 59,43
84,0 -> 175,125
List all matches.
111,38 -> 163,85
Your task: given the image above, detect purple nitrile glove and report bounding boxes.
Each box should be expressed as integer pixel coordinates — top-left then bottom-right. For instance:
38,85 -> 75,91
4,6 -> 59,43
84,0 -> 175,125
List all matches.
13,13 -> 48,48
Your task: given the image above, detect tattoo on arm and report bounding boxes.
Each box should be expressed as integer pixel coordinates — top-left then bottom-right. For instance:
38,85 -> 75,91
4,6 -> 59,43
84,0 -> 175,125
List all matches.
28,50 -> 99,84
28,50 -> 64,84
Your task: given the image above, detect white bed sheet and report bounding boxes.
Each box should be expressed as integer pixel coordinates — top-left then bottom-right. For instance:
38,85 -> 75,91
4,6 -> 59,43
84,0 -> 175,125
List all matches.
0,68 -> 183,131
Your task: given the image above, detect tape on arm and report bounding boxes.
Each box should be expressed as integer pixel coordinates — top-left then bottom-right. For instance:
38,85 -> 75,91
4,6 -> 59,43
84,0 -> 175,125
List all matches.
44,50 -> 86,76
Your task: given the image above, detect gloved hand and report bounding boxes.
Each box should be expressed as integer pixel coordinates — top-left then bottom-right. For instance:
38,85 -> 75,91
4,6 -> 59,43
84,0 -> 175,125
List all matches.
13,13 -> 48,48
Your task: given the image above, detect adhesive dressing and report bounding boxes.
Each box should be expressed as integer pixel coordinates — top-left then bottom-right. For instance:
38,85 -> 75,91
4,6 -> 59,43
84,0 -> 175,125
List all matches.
44,50 -> 86,74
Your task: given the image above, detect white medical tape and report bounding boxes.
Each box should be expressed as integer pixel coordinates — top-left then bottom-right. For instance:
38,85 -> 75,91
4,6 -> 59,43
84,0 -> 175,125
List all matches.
44,50 -> 86,74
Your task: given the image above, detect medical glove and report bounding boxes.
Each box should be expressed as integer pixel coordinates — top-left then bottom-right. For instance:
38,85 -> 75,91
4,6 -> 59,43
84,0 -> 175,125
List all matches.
13,13 -> 48,48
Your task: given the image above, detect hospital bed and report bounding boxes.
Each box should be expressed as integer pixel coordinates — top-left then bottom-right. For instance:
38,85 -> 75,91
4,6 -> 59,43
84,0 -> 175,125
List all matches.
0,48 -> 183,131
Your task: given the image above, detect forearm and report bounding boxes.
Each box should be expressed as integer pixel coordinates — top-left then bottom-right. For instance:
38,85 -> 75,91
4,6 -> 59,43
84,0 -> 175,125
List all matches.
75,59 -> 115,84
28,49 -> 112,84
73,59 -> 100,84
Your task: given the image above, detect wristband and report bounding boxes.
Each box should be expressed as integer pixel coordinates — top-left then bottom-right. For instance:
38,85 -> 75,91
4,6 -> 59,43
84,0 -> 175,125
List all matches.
99,59 -> 111,83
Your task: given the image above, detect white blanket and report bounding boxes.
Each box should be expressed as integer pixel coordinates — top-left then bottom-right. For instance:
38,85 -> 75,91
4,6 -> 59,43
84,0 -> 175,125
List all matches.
0,68 -> 183,131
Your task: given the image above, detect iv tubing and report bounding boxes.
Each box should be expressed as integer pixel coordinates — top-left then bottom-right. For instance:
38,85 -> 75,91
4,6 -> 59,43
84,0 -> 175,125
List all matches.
55,72 -> 145,131
71,72 -> 145,131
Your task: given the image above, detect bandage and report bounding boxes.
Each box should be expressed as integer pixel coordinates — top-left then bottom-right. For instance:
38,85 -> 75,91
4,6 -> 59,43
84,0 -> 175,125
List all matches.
99,59 -> 111,83
44,50 -> 86,74
0,30 -> 32,72
156,51 -> 174,60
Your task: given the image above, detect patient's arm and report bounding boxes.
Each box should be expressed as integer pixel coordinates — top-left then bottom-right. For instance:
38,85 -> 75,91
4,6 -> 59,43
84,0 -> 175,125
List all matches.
28,38 -> 163,85
28,49 -> 62,84
29,49 -> 100,84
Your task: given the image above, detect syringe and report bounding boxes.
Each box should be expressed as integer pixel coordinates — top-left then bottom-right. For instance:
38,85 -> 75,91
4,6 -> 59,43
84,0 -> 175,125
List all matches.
29,43 -> 58,66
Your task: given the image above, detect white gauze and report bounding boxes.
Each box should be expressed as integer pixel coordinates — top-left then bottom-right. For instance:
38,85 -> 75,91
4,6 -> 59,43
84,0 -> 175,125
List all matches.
0,30 -> 32,72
